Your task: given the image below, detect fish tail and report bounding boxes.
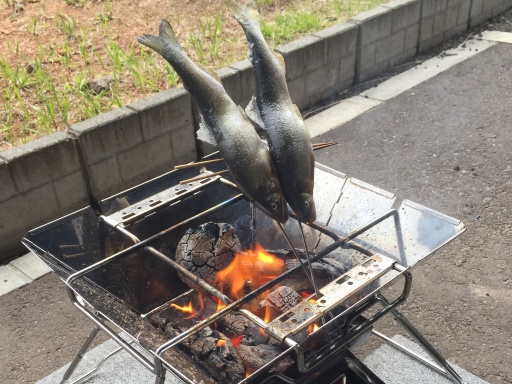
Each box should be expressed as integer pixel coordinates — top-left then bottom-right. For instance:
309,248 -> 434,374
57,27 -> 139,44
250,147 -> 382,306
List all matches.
137,19 -> 181,56
224,0 -> 260,29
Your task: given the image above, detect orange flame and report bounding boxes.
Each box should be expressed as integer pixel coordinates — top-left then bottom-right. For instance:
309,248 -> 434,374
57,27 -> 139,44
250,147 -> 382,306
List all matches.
216,299 -> 227,312
170,293 -> 204,319
216,339 -> 226,347
170,301 -> 195,319
308,323 -> 320,334
231,335 -> 243,348
217,244 -> 284,299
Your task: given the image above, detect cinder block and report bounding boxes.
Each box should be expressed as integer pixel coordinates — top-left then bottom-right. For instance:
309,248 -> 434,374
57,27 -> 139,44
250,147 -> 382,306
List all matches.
419,15 -> 434,43
483,0 -> 504,11
89,156 -> 122,197
217,66 -> 242,105
286,75 -> 307,107
376,30 -> 405,63
359,43 -> 376,73
0,159 -> 16,203
70,107 -> 142,164
493,3 -> 512,16
229,59 -> 256,104
444,3 -> 460,30
313,23 -> 358,64
422,0 -> 438,17
276,35 -> 323,80
383,0 -> 421,33
436,0 -> 449,11
53,171 -> 88,212
128,88 -> 193,141
432,9 -> 448,37
350,6 -> 393,47
456,0 -> 471,26
0,132 -> 80,193
358,60 -> 389,82
170,126 -> 197,164
444,21 -> 468,39
389,47 -> 417,68
469,0 -> 484,20
0,229 -> 26,265
305,65 -> 340,99
405,24 -> 420,51
117,134 -> 174,183
0,183 -> 59,239
339,54 -> 357,85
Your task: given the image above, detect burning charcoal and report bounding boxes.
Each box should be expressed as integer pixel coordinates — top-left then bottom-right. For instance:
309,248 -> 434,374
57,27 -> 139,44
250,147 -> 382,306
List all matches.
176,222 -> 241,290
218,312 -> 270,346
164,322 -> 245,383
238,344 -> 295,375
200,295 -> 271,346
260,286 -> 301,312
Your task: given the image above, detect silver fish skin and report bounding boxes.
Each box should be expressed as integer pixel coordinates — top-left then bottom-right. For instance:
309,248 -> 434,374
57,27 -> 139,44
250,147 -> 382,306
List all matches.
137,20 -> 288,223
225,0 -> 316,223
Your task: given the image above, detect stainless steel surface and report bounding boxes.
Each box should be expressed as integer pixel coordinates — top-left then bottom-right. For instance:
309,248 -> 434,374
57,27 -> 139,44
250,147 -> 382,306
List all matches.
22,160 -> 465,384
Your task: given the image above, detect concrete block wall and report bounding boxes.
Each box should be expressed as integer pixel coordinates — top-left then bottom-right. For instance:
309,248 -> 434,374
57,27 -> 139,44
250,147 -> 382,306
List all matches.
1,0 -> 511,262
0,133 -> 88,259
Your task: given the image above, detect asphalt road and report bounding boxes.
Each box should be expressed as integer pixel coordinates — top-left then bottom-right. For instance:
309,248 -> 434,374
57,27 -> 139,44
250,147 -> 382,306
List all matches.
314,43 -> 512,384
1,43 -> 511,384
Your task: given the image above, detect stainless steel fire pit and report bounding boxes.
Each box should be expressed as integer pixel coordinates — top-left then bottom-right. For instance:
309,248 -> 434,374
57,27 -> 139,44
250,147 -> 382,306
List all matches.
22,154 -> 465,384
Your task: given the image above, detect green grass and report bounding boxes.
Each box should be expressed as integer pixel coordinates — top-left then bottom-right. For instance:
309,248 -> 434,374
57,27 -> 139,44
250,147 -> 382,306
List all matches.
0,0 -> 387,149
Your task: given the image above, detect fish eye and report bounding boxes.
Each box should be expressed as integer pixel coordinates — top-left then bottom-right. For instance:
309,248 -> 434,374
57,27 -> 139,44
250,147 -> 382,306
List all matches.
304,200 -> 310,208
271,202 -> 278,210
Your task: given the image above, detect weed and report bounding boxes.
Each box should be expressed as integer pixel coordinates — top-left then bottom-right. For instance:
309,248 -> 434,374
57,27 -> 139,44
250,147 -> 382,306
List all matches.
56,13 -> 78,40
261,10 -> 324,45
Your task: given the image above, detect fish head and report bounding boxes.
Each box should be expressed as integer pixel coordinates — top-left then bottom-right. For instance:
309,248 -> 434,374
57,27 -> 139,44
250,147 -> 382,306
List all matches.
252,180 -> 289,223
293,193 -> 316,223
287,177 -> 316,223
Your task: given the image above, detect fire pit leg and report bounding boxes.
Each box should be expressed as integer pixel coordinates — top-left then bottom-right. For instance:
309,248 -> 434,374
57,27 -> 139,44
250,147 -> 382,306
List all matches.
60,326 -> 101,384
153,358 -> 166,384
378,295 -> 463,384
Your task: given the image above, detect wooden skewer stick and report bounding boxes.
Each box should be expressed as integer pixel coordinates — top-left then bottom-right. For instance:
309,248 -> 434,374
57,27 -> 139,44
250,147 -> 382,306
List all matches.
174,158 -> 224,170
174,142 -> 338,171
179,169 -> 229,185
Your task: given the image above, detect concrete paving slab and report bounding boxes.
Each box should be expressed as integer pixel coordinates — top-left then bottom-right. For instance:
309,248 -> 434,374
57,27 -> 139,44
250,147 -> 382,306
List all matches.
364,335 -> 488,384
0,265 -> 29,296
360,38 -> 496,101
479,30 -> 512,44
37,337 -> 184,384
307,96 -> 381,138
9,251 -> 51,281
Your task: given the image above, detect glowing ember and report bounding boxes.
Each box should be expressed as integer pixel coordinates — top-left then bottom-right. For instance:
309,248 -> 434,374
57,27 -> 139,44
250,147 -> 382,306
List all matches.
217,243 -> 284,299
308,323 -> 320,334
231,335 -> 243,348
216,339 -> 226,347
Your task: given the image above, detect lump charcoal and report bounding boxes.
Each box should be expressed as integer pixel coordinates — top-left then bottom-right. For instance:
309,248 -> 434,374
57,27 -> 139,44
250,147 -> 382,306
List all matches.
260,286 -> 301,312
164,321 -> 245,383
238,344 -> 295,375
176,222 -> 241,290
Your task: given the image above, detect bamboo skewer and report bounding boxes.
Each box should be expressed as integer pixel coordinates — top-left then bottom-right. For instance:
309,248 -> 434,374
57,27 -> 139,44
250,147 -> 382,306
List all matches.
179,169 -> 229,184
173,142 -> 338,171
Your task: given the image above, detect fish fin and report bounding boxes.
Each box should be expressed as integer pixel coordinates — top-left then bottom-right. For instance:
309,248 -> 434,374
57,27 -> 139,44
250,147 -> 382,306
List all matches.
274,51 -> 286,75
245,96 -> 266,131
137,19 -> 182,55
158,19 -> 181,47
197,115 -> 218,146
224,0 -> 260,28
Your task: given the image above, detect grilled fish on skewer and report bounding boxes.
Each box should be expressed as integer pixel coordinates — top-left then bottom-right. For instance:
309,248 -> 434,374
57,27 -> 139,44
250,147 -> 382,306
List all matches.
138,20 -> 288,223
226,0 -> 316,223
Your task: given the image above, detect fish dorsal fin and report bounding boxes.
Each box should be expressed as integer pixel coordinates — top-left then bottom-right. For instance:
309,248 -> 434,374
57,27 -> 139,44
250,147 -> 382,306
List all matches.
245,96 -> 266,132
196,114 -> 218,146
274,50 -> 286,74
